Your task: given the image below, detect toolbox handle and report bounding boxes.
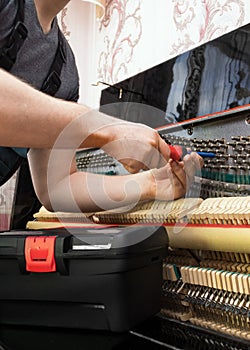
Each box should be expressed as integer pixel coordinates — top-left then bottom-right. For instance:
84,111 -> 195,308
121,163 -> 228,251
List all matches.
25,236 -> 56,273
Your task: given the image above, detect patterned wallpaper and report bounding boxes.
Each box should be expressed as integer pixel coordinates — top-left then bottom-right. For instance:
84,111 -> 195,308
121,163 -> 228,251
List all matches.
97,0 -> 142,84
170,0 -> 245,55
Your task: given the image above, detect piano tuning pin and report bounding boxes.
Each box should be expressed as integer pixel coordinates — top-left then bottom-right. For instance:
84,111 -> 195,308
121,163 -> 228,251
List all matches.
231,136 -> 241,141
119,88 -> 123,99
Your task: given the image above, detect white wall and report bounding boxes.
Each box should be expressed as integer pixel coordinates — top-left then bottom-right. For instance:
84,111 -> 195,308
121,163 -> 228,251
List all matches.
58,1 -> 99,106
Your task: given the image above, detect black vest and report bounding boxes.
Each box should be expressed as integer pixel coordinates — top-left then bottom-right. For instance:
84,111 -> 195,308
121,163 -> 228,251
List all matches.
0,0 -> 66,187
0,0 -> 69,229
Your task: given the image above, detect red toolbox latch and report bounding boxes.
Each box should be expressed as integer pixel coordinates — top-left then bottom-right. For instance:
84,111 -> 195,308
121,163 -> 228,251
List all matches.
25,236 -> 56,273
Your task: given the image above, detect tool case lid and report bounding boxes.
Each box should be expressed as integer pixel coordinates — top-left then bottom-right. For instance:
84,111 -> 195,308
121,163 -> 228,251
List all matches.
0,225 -> 167,251
0,226 -> 168,274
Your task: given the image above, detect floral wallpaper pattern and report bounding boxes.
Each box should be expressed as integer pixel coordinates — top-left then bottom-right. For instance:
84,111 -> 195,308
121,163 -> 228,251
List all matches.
170,0 -> 245,56
59,7 -> 71,40
97,0 -> 142,84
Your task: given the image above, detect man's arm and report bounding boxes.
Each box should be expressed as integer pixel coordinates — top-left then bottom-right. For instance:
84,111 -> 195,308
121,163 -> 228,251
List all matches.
0,69 -> 171,172
0,69 -> 87,148
0,69 -> 128,149
28,148 -> 202,213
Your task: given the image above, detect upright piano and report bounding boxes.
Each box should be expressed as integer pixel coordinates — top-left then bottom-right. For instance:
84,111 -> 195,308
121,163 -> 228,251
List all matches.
77,23 -> 250,349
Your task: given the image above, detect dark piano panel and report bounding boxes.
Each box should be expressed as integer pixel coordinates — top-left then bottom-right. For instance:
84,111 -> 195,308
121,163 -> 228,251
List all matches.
100,24 -> 250,129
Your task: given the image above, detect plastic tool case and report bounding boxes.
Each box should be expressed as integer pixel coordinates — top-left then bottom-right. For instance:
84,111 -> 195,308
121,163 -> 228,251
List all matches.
0,226 -> 168,332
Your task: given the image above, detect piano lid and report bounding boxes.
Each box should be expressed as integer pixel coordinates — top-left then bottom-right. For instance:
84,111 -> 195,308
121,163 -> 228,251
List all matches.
100,24 -> 250,129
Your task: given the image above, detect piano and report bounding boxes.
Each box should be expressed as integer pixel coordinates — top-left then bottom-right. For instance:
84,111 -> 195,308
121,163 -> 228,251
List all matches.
75,23 -> 250,348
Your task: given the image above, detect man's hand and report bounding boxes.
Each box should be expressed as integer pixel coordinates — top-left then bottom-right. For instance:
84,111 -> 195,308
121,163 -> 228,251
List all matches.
147,152 -> 203,201
102,122 -> 171,173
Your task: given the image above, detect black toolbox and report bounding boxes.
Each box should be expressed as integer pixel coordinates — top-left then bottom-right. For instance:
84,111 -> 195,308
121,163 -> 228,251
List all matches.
0,225 -> 168,332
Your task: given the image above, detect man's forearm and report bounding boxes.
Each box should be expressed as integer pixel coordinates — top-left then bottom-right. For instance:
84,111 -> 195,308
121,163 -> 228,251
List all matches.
0,69 -> 122,149
0,69 -> 172,173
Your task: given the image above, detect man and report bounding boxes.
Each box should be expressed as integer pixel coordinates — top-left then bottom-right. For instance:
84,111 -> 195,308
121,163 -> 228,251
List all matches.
0,0 -> 203,216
